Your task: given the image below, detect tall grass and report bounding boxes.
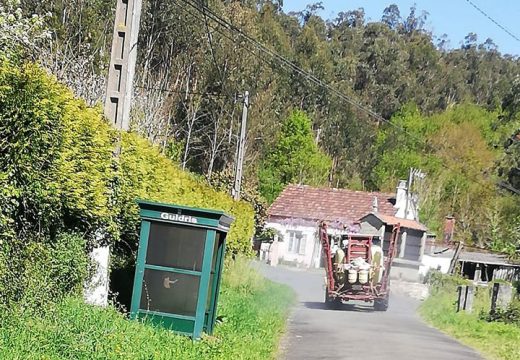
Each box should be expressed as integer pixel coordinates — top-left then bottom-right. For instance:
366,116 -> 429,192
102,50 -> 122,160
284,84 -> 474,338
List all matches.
419,281 -> 520,360
0,257 -> 295,360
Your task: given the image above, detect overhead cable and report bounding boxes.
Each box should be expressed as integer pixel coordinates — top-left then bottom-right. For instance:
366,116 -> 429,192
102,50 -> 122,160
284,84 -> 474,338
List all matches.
464,0 -> 520,42
170,0 -> 520,195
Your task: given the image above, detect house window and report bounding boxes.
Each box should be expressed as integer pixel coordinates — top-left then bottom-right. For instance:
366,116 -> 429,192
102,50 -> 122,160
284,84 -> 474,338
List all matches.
288,231 -> 306,255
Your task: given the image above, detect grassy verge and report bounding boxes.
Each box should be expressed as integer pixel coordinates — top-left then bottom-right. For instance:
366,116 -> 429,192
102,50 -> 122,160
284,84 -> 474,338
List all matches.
419,285 -> 520,360
0,257 -> 295,360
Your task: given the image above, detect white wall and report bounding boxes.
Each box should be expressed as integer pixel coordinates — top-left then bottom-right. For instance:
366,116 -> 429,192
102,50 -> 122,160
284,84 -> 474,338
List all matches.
84,245 -> 110,307
266,222 -> 317,267
265,221 -> 345,268
419,254 -> 451,276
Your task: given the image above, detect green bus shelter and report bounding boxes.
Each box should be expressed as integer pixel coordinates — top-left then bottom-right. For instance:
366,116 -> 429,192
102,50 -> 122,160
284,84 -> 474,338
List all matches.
130,200 -> 233,339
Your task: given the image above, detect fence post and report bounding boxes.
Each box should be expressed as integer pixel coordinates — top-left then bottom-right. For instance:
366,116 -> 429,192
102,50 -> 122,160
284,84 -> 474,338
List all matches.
473,264 -> 482,282
491,283 -> 513,314
491,283 -> 499,314
457,285 -> 466,312
456,285 -> 474,313
465,286 -> 474,313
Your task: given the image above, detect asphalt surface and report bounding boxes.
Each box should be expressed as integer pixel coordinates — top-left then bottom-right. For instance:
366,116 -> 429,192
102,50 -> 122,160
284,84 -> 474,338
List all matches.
257,263 -> 484,360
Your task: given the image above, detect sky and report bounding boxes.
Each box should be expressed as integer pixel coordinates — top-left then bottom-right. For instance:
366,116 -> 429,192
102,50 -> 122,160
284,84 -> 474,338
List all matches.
282,0 -> 520,56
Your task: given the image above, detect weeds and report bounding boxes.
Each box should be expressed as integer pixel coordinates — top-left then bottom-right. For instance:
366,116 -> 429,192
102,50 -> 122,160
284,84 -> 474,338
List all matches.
0,257 -> 295,360
482,299 -> 520,326
420,277 -> 520,360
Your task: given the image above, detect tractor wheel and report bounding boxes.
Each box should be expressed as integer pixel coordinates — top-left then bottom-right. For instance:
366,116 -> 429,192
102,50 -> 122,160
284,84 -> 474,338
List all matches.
325,289 -> 342,309
374,296 -> 389,311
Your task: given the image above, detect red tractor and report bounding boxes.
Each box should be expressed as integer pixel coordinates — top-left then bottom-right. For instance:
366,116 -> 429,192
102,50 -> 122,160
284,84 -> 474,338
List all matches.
319,222 -> 400,311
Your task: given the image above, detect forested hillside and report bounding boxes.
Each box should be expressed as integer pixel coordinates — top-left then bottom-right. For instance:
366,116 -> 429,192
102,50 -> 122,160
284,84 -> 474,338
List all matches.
14,0 -> 520,252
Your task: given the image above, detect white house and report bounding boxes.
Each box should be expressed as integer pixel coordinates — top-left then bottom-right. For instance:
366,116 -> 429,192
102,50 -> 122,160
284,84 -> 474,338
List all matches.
261,218 -> 348,268
263,182 -> 430,281
265,184 -> 416,266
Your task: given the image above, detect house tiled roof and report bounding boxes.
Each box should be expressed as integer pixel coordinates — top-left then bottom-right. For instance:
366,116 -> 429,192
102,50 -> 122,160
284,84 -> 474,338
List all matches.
363,213 -> 427,232
268,185 -> 396,226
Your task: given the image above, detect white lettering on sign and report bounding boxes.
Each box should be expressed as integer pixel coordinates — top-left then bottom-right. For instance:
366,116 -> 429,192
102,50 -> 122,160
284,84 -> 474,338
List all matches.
160,212 -> 198,224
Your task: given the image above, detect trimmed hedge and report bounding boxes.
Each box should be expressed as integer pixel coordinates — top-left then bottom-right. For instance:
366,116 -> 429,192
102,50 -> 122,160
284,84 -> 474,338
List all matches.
118,133 -> 255,254
0,59 -> 254,306
0,60 -> 115,243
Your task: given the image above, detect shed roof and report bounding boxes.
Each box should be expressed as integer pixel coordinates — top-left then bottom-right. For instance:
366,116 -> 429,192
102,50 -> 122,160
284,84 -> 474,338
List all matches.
361,213 -> 428,232
459,251 -> 520,267
268,185 -> 395,227
429,247 -> 520,267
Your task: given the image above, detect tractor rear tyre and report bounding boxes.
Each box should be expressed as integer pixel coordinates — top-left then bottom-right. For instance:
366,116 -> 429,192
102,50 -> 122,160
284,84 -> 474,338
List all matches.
325,288 -> 342,309
374,296 -> 389,311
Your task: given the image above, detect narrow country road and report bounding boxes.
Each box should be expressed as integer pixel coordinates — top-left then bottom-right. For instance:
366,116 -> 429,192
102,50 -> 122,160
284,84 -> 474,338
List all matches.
256,263 -> 484,360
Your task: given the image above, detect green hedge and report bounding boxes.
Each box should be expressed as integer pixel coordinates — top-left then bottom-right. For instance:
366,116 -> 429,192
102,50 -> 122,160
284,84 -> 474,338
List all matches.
0,60 -> 115,243
118,133 -> 255,254
0,59 -> 254,306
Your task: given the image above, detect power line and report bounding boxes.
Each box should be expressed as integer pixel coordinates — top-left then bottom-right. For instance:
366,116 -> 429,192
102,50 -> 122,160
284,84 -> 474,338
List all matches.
177,0 -> 447,165
178,0 -> 444,151
169,0 -> 282,71
179,0 -> 387,120
170,0 -> 520,195
464,0 -> 520,43
201,5 -> 226,87
135,84 -> 229,98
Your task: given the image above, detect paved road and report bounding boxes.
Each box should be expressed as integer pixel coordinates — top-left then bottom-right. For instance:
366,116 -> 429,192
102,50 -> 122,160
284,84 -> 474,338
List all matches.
257,263 -> 484,360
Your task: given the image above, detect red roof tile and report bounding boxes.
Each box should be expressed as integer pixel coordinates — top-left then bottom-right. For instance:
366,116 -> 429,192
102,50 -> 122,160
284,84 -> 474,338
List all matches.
268,185 -> 396,226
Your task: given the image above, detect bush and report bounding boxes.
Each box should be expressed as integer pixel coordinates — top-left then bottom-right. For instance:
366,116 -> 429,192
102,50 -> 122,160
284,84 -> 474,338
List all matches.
513,280 -> 520,294
423,269 -> 470,293
483,299 -> 520,326
210,167 -> 268,237
0,58 -> 255,308
0,232 -> 89,310
0,60 -> 115,243
117,133 -> 255,255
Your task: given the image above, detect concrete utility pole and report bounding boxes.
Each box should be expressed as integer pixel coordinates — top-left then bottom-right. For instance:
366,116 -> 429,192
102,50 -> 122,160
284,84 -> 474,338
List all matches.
233,91 -> 249,200
85,0 -> 142,307
404,167 -> 425,220
104,0 -> 143,130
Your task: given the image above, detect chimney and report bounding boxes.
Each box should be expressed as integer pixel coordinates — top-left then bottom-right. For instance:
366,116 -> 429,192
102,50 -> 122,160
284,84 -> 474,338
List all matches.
443,216 -> 455,244
372,196 -> 379,213
394,180 -> 407,218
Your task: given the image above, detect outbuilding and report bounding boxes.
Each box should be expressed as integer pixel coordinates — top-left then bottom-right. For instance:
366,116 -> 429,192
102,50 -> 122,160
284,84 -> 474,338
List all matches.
459,251 -> 520,283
